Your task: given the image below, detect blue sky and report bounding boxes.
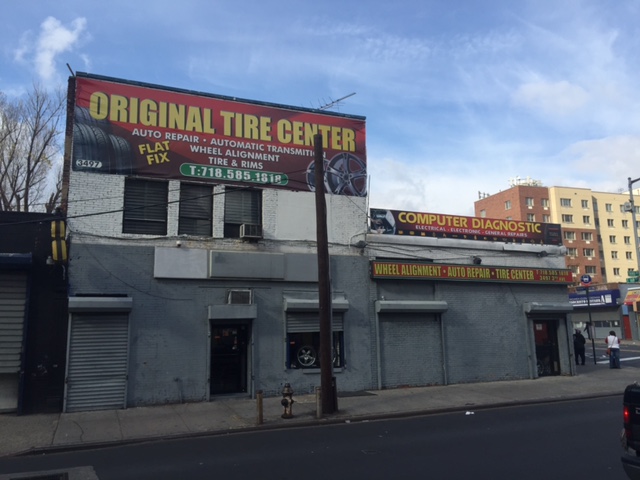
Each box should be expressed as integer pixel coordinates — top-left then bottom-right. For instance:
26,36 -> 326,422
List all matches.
3,0 -> 640,216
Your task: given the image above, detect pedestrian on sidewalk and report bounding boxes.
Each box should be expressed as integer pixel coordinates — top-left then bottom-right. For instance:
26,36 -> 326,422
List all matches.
573,329 -> 586,365
605,330 -> 621,369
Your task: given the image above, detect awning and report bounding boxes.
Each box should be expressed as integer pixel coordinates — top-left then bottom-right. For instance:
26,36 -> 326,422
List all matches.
375,300 -> 448,313
623,289 -> 640,305
0,253 -> 32,268
523,302 -> 574,314
284,294 -> 349,312
68,296 -> 133,312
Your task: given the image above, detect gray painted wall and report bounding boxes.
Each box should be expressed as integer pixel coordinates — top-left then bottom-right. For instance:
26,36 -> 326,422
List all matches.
68,243 -> 372,406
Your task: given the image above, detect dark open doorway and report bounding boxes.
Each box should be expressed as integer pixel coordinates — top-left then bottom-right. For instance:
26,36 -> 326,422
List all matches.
533,320 -> 560,376
210,324 -> 248,395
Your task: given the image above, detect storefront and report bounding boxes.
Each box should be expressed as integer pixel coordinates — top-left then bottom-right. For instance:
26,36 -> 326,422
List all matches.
370,258 -> 575,383
569,288 -> 622,339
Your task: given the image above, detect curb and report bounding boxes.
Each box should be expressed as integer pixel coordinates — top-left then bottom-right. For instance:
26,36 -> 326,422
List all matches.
11,390 -> 623,458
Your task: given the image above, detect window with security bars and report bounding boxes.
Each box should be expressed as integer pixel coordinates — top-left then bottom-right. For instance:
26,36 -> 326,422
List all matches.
123,179 -> 168,235
178,183 -> 213,236
223,187 -> 262,238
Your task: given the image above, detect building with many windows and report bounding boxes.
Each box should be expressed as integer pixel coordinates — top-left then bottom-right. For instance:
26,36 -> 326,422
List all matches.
475,178 -> 640,286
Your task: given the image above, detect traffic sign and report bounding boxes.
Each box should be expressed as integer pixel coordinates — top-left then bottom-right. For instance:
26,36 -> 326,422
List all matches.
580,274 -> 592,286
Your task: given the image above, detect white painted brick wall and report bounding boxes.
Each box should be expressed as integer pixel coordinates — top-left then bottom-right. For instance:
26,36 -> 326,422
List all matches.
67,170 -> 368,249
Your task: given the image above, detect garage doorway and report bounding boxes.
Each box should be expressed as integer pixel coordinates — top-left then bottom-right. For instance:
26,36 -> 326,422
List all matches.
210,324 -> 248,395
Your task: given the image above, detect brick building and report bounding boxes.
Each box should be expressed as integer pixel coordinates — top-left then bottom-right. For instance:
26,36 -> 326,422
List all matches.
475,178 -> 640,286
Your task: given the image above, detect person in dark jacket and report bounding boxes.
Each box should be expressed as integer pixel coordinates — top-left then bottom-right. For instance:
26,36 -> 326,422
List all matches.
573,329 -> 586,365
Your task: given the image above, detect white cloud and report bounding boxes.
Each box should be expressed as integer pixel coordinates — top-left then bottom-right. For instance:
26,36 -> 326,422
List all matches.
14,16 -> 87,84
512,80 -> 589,116
560,135 -> 640,191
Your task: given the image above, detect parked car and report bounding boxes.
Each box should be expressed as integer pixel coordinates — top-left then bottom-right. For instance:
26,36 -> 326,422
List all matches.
622,383 -> 640,479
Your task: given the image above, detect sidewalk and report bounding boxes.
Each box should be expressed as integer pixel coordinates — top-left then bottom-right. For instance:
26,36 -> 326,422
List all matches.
1,361 -> 637,458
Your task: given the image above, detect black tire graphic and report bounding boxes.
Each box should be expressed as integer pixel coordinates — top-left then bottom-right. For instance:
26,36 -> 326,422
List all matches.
74,106 -> 111,133
108,134 -> 134,174
73,124 -> 111,172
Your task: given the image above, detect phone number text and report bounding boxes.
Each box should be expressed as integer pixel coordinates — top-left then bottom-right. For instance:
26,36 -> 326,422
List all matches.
180,164 -> 288,185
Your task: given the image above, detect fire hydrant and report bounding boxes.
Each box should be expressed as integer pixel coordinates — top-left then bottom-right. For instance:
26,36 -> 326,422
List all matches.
281,383 -> 294,419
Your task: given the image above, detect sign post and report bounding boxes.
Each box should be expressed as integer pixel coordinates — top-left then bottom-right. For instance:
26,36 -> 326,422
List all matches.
580,275 -> 596,365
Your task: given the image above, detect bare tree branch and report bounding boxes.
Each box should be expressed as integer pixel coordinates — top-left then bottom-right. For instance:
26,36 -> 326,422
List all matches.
0,83 -> 65,212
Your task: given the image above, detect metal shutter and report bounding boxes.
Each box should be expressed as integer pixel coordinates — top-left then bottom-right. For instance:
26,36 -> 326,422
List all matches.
178,183 -> 213,236
64,314 -> 129,412
0,271 -> 28,374
224,188 -> 262,224
287,313 -> 344,333
123,178 -> 168,235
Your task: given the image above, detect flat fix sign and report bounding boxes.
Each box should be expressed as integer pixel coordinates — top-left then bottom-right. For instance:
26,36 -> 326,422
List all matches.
70,73 -> 367,196
370,261 -> 573,284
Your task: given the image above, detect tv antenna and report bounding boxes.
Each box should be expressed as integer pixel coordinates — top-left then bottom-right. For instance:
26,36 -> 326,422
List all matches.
318,92 -> 356,111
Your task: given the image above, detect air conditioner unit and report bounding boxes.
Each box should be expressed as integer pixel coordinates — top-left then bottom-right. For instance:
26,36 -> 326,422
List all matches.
227,289 -> 252,305
239,223 -> 263,240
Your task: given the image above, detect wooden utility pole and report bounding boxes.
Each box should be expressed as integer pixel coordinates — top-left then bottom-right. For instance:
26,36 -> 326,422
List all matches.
313,134 -> 336,414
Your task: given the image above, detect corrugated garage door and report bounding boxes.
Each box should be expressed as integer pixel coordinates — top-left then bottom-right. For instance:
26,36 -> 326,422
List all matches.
286,312 -> 344,332
0,271 -> 28,412
380,313 -> 443,389
0,271 -> 28,374
64,314 -> 129,413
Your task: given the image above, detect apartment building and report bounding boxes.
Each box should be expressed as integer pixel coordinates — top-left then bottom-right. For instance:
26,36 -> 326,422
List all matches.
475,179 -> 640,286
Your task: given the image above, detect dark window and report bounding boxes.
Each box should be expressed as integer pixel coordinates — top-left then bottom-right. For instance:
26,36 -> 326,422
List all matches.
287,332 -> 344,369
179,183 -> 213,236
286,312 -> 344,369
224,187 -> 262,238
123,179 -> 168,235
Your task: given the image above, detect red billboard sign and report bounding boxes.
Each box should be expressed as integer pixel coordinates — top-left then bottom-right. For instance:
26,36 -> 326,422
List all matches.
370,208 -> 562,245
71,73 -> 367,196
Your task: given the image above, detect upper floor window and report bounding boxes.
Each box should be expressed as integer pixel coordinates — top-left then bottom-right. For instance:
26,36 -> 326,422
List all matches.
527,214 -> 535,222
480,209 -> 486,218
609,235 -> 617,244
541,198 -> 549,208
123,178 -> 168,235
560,198 -> 572,207
583,216 -> 590,224
606,203 -> 613,212
566,248 -> 578,257
562,214 -> 573,223
581,199 -> 589,208
585,265 -> 597,274
627,252 -> 634,260
625,236 -> 632,245
607,219 -> 615,227
623,220 -> 629,228
505,200 -> 512,210
581,232 -> 593,241
179,183 -> 213,236
542,214 -> 550,223
583,248 -> 595,257
224,187 -> 263,238
614,268 -> 620,276
564,231 -> 576,241
611,251 -> 618,259
525,197 -> 534,207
